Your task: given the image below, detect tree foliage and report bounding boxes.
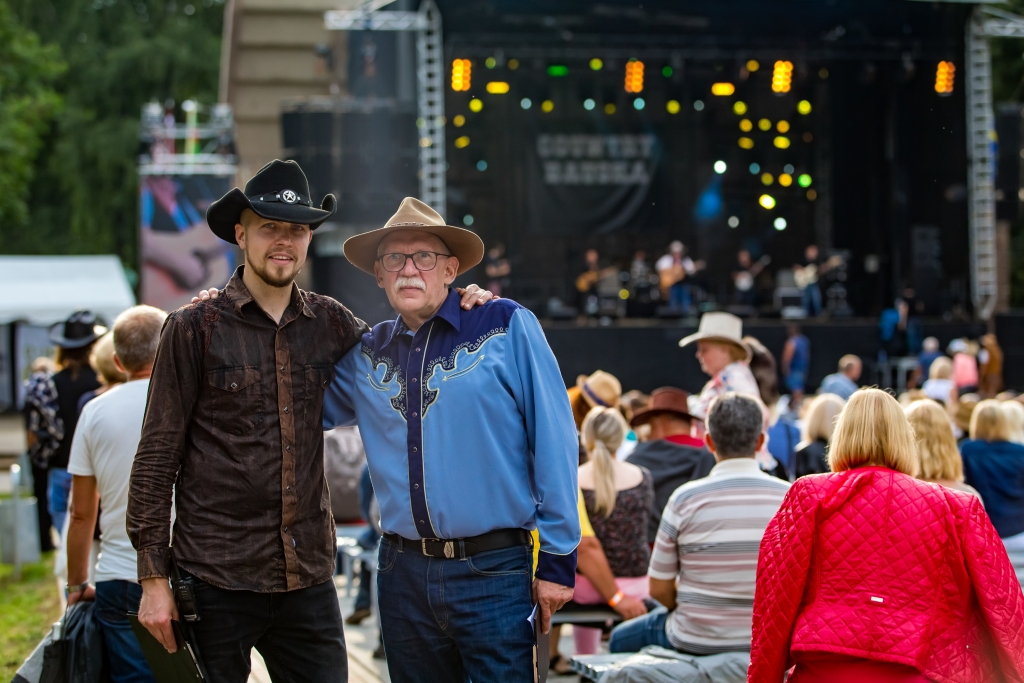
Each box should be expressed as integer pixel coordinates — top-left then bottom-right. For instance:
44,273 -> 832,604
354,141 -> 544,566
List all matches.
2,0 -> 223,275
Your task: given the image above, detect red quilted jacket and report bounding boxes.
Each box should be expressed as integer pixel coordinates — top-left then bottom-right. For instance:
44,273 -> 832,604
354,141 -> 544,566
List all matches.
749,466 -> 1024,683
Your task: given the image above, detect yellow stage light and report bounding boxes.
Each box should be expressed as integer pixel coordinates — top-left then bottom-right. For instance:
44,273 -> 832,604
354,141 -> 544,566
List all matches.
590,58 -> 603,71
759,194 -> 776,209
711,82 -> 735,96
740,119 -> 753,132
469,98 -> 483,112
508,58 -> 519,70
541,100 -> 554,113
761,173 -> 774,186
774,136 -> 791,149
733,101 -> 747,115
454,136 -> 470,149
739,137 -> 754,149
777,120 -> 790,133
486,81 -> 510,94
779,173 -> 793,187
625,59 -> 644,93
618,289 -> 630,300
485,57 -> 496,69
797,100 -> 812,115
935,61 -> 955,95
419,137 -> 432,148
451,59 -> 471,92
772,60 -> 793,93
666,100 -> 681,114
747,59 -> 760,72
604,103 -> 616,114
758,118 -> 771,131
453,115 -> 465,127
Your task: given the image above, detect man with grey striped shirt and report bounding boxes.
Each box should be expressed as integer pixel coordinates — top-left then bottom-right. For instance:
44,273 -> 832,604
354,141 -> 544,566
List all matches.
609,393 -> 790,654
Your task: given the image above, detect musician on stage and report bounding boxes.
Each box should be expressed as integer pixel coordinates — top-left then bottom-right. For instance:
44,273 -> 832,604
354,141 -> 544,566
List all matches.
731,249 -> 770,309
656,241 -> 703,314
794,244 -> 827,317
576,248 -> 617,317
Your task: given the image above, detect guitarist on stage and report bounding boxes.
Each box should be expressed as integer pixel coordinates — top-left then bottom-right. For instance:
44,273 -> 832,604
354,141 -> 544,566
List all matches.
731,249 -> 771,308
794,244 -> 840,317
656,241 -> 704,314
575,248 -> 618,316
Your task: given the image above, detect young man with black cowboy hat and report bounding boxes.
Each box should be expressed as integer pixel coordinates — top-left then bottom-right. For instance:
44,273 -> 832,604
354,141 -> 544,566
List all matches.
321,197 -> 581,682
127,161 -> 490,682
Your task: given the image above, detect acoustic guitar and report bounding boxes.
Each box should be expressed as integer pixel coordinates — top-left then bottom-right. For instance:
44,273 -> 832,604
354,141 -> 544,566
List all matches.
575,266 -> 619,293
794,255 -> 843,289
733,255 -> 771,292
658,259 -> 706,297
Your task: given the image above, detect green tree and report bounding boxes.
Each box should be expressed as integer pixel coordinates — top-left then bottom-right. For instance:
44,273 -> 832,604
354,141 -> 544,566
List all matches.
0,2 -> 65,232
4,0 -> 223,273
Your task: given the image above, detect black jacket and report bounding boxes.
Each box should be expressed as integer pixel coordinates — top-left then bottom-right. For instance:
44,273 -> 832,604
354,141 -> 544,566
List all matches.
626,438 -> 716,542
794,439 -> 830,478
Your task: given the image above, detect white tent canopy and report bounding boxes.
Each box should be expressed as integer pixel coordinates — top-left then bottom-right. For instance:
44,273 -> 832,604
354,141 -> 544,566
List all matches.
0,255 -> 136,326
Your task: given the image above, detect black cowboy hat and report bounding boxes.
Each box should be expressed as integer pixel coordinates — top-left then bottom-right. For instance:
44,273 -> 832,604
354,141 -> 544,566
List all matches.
49,310 -> 107,349
206,159 -> 337,244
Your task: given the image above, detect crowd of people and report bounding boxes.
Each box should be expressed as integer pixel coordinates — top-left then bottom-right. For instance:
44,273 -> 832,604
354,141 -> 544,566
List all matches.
18,157 -> 1024,683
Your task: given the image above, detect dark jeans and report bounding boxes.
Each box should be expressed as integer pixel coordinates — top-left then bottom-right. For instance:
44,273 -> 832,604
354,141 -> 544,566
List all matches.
377,538 -> 535,682
608,605 -> 674,653
31,463 -> 55,551
94,580 -> 156,683
184,572 -> 347,683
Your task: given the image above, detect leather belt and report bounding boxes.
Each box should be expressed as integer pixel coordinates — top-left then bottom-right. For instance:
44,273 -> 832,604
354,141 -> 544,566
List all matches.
383,528 -> 531,559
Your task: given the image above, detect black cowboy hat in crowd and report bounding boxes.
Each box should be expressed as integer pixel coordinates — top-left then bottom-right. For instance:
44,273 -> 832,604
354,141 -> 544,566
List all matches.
49,310 -> 107,349
206,159 -> 337,244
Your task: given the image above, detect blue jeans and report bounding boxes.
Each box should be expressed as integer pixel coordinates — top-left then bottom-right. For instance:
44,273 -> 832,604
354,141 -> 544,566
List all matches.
47,468 -> 72,537
94,580 -> 156,683
670,283 -> 691,313
609,605 -> 673,653
801,284 -> 822,316
377,537 -> 535,682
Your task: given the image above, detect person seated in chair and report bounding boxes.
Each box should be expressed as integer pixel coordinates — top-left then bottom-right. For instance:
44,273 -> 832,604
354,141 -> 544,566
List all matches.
609,393 -> 790,655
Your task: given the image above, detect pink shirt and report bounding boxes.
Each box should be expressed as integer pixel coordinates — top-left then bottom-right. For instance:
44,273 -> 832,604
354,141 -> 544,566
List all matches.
952,352 -> 978,389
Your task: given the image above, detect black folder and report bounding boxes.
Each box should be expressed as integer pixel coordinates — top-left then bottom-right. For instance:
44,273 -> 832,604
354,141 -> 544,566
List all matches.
128,613 -> 204,682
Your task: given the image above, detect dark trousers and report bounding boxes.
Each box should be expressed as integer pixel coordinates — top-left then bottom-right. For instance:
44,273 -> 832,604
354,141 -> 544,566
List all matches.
94,580 -> 156,683
377,538 -> 535,682
184,573 -> 347,683
31,463 -> 55,551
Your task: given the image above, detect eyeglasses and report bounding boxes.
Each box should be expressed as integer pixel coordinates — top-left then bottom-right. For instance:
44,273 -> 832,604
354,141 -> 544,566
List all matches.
377,251 -> 450,273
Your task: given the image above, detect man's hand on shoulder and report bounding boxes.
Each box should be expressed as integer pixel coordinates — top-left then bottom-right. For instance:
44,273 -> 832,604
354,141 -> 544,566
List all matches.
191,287 -> 220,304
532,579 -> 574,634
454,284 -> 496,309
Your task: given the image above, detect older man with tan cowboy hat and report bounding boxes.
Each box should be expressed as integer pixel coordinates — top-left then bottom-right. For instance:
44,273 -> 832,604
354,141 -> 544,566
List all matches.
679,312 -> 759,432
322,197 -> 581,683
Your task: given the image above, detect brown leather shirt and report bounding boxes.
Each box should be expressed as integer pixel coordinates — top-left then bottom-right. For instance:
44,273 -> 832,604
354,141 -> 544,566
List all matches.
127,268 -> 368,592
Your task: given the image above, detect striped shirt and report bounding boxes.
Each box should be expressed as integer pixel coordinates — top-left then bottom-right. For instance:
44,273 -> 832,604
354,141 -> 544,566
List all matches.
649,458 -> 790,654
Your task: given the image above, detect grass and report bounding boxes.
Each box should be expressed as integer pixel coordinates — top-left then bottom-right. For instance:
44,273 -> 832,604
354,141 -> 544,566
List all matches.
0,552 -> 62,679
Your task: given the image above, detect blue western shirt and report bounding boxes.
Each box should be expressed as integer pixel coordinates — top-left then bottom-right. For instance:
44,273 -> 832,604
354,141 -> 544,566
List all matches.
323,290 -> 581,586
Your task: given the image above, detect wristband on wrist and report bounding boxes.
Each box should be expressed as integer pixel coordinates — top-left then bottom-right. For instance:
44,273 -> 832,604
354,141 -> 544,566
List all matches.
608,590 -> 625,607
66,582 -> 89,595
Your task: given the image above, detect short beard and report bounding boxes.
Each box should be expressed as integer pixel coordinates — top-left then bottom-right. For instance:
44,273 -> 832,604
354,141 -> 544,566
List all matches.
246,247 -> 298,289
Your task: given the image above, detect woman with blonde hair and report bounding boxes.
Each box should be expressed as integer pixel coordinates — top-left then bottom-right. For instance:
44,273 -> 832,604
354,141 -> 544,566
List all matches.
961,399 -> 1024,551
573,406 -> 654,655
904,400 -> 980,500
1001,399 -> 1024,445
792,393 -> 845,478
750,389 -> 1024,682
921,355 -> 956,405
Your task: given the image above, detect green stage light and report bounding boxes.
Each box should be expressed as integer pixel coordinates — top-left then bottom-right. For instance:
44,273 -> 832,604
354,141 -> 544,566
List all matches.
662,65 -> 673,77
547,65 -> 568,77
798,174 -> 812,187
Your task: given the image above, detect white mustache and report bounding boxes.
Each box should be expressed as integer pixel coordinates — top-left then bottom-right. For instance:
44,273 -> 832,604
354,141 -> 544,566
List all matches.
393,276 -> 426,292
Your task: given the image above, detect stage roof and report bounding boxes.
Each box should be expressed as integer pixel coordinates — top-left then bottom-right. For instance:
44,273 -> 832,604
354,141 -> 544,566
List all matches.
0,256 -> 136,326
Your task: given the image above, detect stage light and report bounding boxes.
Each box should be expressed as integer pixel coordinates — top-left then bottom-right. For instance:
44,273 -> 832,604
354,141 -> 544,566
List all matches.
419,136 -> 432,148
728,216 -> 740,228
618,289 -> 630,300
798,100 -> 812,115
819,68 -> 829,79
548,65 -> 569,77
694,100 -> 705,111
779,173 -> 793,187
762,172 -> 774,186
453,114 -> 466,127
590,58 -> 603,71
485,57 -> 496,69
542,99 -> 554,112
774,217 -> 787,230
477,160 -> 487,171
774,136 -> 791,149
662,65 -> 673,77
666,100 -> 681,114
714,160 -> 727,174
464,215 -> 474,226
935,61 -> 955,95
807,189 -> 818,200
712,82 -> 736,96
739,137 -> 754,149
747,59 -> 760,72
451,59 -> 471,92
634,98 -> 645,110
749,163 -> 760,174
469,98 -> 483,112
759,194 -> 776,209
508,58 -> 519,70
584,98 -> 596,110
740,119 -> 753,132
454,136 -> 470,149
803,131 -> 814,143
758,118 -> 771,131
625,59 -> 644,93
772,60 -> 793,93
777,120 -> 790,133
486,81 -> 510,94
733,101 -> 748,115
605,103 -> 617,114
798,173 -> 812,187
521,98 -> 532,109
784,164 -> 795,174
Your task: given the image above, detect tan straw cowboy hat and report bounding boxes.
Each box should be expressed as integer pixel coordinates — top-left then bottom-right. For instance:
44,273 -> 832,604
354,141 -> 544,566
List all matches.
343,197 -> 484,276
678,311 -> 752,362
576,370 -> 622,409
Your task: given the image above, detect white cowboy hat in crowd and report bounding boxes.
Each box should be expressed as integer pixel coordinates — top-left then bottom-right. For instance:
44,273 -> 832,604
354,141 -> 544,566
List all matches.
678,311 -> 752,362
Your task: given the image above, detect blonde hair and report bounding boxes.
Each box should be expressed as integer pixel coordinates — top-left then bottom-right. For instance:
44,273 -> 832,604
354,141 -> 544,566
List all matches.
905,400 -> 963,482
581,406 -> 629,518
929,356 -> 953,381
799,393 -> 845,449
971,399 -> 1011,442
828,388 -> 920,476
1001,400 -> 1024,445
89,333 -> 128,386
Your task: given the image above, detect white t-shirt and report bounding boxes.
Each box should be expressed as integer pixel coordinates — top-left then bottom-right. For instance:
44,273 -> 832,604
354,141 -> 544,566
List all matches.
655,253 -> 695,275
67,379 -> 150,583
